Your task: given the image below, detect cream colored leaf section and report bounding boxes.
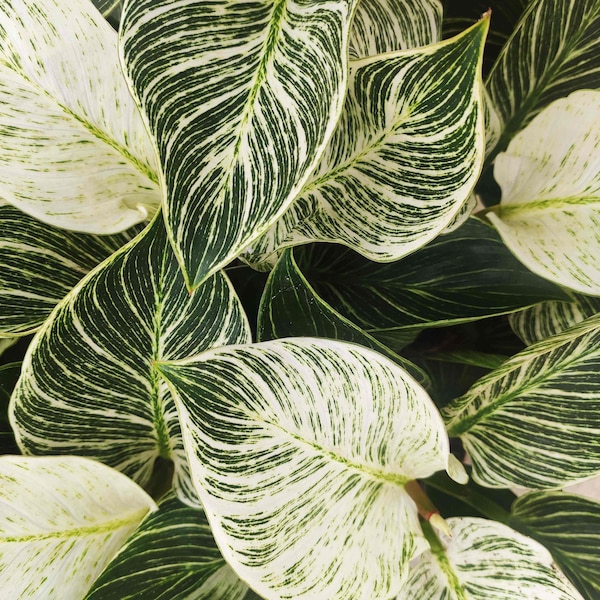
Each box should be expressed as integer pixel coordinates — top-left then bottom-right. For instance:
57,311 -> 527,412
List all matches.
401,517 -> 583,599
509,294 -> 600,345
349,0 -> 442,58
488,90 -> 600,295
158,338 -> 453,600
0,455 -> 156,599
0,0 -> 160,233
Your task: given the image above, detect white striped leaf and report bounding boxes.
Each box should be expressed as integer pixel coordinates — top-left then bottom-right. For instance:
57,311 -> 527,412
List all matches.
485,0 -> 600,161
349,0 -> 442,58
442,0 -> 531,76
0,455 -> 157,600
85,494 -> 248,600
242,19 -> 488,268
92,0 -> 121,18
258,248 -> 431,387
120,0 -> 356,290
0,204 -> 138,337
488,90 -> 600,295
401,517 -> 583,599
509,295 -> 600,346
9,215 -> 251,507
0,0 -> 160,233
443,313 -> 600,489
510,492 -> 600,600
0,362 -> 20,454
157,338 -> 455,600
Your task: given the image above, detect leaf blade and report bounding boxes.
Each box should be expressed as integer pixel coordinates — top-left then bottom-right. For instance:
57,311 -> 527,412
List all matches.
159,338 -> 452,600
121,0 -> 356,288
0,456 -> 156,600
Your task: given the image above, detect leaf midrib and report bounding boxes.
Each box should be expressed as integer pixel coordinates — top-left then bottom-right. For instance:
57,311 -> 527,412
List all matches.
3,60 -> 158,185
500,195 -> 600,217
1,507 -> 148,543
445,339 -> 600,436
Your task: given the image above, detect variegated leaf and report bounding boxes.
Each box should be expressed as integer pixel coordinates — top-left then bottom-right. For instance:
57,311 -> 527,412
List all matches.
258,248 -> 430,386
242,18 -> 488,267
86,494 -> 248,600
0,204 -> 138,337
442,0 -> 531,75
157,338 -> 455,600
92,0 -> 121,18
285,219 -> 567,341
510,295 -> 600,346
120,0 -> 356,289
485,0 -> 600,161
488,90 -> 600,295
0,455 -> 156,600
0,0 -> 160,233
510,492 -> 600,600
444,313 -> 600,489
9,215 -> 250,507
349,0 -> 442,58
401,517 -> 583,599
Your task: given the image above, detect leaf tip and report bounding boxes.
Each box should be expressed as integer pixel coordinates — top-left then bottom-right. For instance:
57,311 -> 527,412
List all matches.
429,513 -> 452,538
447,455 -> 469,485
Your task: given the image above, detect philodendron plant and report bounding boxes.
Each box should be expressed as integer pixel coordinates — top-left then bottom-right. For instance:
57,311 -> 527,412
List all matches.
0,0 -> 599,598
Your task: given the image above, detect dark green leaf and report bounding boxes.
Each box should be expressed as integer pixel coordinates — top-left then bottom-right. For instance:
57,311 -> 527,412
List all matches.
258,248 -> 429,387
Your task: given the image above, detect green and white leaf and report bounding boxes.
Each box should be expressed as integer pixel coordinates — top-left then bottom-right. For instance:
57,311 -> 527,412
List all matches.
0,204 -> 138,337
0,0 -> 160,233
85,494 -> 248,600
348,0 -> 442,58
287,218 -> 568,341
120,0 -> 356,289
442,0 -> 531,75
444,313 -> 600,489
488,90 -> 600,295
510,491 -> 600,600
0,455 -> 156,600
401,517 -> 583,599
485,0 -> 600,160
242,19 -> 488,268
157,338 -> 455,600
510,295 -> 600,346
258,248 -> 430,387
92,0 -> 121,18
9,215 -> 250,507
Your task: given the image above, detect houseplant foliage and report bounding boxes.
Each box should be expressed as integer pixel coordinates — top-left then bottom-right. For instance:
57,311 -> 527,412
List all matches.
0,0 -> 599,598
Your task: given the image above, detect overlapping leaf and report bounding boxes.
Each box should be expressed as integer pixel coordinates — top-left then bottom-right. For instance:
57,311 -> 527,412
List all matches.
157,338 -> 455,600
349,0 -> 442,58
0,0 -> 160,233
120,0 -> 356,289
286,219 -> 567,341
510,295 -> 600,346
485,0 -> 600,160
242,19 -> 488,268
488,90 -> 600,295
258,248 -> 429,386
0,204 -> 137,336
402,517 -> 583,599
444,313 -> 600,489
10,215 -> 251,506
510,492 -> 600,600
86,494 -> 248,600
442,0 -> 530,75
0,456 -> 156,600
92,0 -> 121,18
